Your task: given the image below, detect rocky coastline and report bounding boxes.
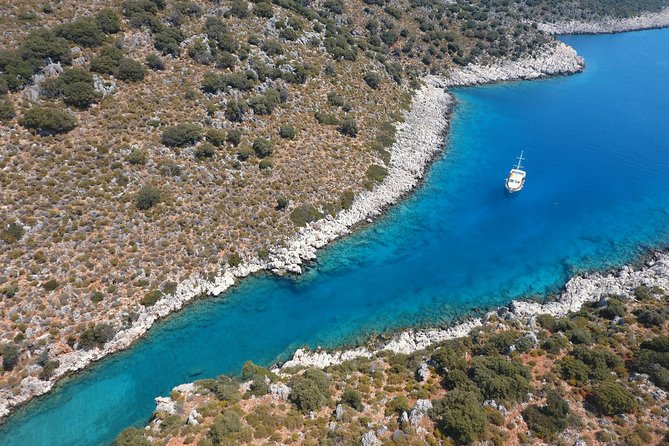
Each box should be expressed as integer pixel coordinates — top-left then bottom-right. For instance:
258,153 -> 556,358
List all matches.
538,7 -> 669,35
278,251 -> 669,370
0,39 -> 597,420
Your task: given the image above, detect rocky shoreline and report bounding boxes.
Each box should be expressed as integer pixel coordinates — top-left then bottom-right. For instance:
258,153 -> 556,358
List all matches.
278,251 -> 669,370
538,7 -> 669,35
0,39 -> 593,420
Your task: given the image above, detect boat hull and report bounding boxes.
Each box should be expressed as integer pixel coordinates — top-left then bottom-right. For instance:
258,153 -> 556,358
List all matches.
505,177 -> 525,193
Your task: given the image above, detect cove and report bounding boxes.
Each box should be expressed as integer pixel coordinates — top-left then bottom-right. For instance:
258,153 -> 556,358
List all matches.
3,29 -> 669,446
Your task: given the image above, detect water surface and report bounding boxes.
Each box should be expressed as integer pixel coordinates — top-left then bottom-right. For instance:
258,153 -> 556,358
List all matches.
2,29 -> 669,446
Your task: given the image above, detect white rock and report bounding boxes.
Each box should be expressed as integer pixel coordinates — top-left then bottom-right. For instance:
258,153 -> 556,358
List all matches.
361,430 -> 382,446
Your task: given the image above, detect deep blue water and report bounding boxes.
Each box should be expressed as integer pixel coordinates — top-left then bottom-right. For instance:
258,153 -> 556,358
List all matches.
2,29 -> 669,446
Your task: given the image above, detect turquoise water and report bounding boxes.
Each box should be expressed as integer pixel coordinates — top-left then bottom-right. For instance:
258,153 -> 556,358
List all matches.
3,29 -> 669,446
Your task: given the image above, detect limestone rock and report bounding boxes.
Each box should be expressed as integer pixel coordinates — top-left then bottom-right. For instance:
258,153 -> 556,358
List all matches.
361,430 -> 382,446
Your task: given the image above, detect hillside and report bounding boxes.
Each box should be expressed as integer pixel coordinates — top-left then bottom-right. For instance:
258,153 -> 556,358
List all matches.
1,0 -> 669,415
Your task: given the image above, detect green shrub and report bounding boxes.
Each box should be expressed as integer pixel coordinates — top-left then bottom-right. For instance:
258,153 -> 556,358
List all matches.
91,45 -> 125,74
385,395 -> 410,415
225,99 -> 248,122
96,9 -> 122,34
290,204 -> 322,227
209,411 -> 243,443
241,360 -> 277,381
1,343 -> 19,371
258,158 -> 272,170
339,190 -> 355,210
431,390 -> 487,445
0,51 -> 37,91
276,196 -> 289,210
20,107 -> 77,134
194,142 -> 216,160
127,148 -> 147,165
228,252 -> 242,267
468,356 -> 532,403
55,18 -> 105,47
339,115 -> 358,137
206,129 -> 226,147
558,357 -> 590,384
91,291 -> 104,303
237,145 -> 254,161
145,53 -> 164,70
252,138 -> 274,158
340,388 -> 363,411
136,184 -> 162,210
0,98 -> 15,121
115,58 -> 146,81
226,129 -> 242,146
154,27 -> 184,56
588,381 -> 636,415
115,427 -> 152,446
79,323 -> 116,350
279,125 -> 296,139
0,222 -> 24,244
314,111 -> 340,125
289,369 -> 332,412
598,297 -> 626,319
161,123 -> 202,147
39,359 -> 60,380
254,1 -> 274,17
229,0 -> 251,18
247,90 -> 281,115
366,164 -> 388,183
19,29 -> 72,65
522,390 -> 571,439
635,308 -> 668,327
140,289 -> 164,306
634,336 -> 669,390
363,71 -> 381,89
42,278 -> 59,291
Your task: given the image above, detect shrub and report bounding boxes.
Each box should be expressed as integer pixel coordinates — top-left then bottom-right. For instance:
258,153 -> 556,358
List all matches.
161,123 -> 202,147
115,428 -> 152,446
154,27 -> 184,56
522,390 -> 571,439
141,289 -> 163,306
259,158 -> 272,170
469,356 -> 532,404
0,51 -> 36,91
598,297 -> 626,319
252,138 -> 274,158
339,190 -> 354,210
635,308 -> 668,327
366,164 -> 388,183
226,129 -> 242,146
136,184 -> 162,210
96,9 -> 122,34
209,411 -> 243,443
194,142 -> 216,160
20,107 -> 77,134
634,336 -> 669,390
145,53 -> 164,70
247,90 -> 281,115
205,129 -> 226,147
290,204 -> 322,227
558,357 -> 590,384
1,222 -> 25,243
79,323 -> 116,350
55,18 -> 104,47
43,278 -> 59,291
430,390 -> 487,445
127,148 -> 147,165
0,98 -> 15,121
340,388 -> 363,411
39,359 -> 60,380
225,99 -> 247,122
339,115 -> 358,137
279,125 -> 296,139
229,0 -> 250,18
91,291 -> 104,303
19,29 -> 72,65
289,369 -> 332,412
385,395 -> 410,415
237,145 -> 254,161
363,71 -> 381,89
115,58 -> 146,81
241,360 -> 277,381
588,381 -> 636,415
228,252 -> 242,267
216,51 -> 237,69
254,1 -> 274,17
0,77 -> 8,95
1,343 -> 19,371
91,45 -> 125,74
276,196 -> 289,210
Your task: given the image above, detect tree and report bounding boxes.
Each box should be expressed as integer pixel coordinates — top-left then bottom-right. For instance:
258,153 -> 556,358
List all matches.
1,343 -> 19,371
522,390 -> 571,439
252,138 -> 274,158
19,29 -> 72,65
136,184 -> 162,210
79,323 -> 116,350
588,381 -> 637,415
19,107 -> 77,134
115,58 -> 146,81
289,369 -> 332,412
161,123 -> 202,147
145,53 -> 164,71
115,428 -> 152,446
226,129 -> 242,146
431,390 -> 487,445
225,100 -> 247,122
56,18 -> 105,47
96,9 -> 122,34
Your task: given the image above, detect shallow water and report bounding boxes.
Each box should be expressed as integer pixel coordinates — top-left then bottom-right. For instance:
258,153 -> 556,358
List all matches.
2,29 -> 669,446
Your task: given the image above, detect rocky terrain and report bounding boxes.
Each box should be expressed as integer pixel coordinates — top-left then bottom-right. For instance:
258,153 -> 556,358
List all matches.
121,251 -> 669,445
539,6 -> 669,35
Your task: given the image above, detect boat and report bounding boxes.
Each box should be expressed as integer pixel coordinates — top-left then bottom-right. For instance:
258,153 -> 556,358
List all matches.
505,151 -> 526,193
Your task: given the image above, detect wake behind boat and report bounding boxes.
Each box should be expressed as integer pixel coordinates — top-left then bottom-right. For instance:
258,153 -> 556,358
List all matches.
505,151 -> 526,193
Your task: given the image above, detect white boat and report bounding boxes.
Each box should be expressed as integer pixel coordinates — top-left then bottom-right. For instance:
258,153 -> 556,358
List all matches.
505,151 -> 526,193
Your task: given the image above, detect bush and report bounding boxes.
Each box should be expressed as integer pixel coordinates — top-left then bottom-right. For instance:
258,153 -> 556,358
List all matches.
205,129 -> 226,147
340,388 -> 363,411
145,53 -> 164,71
161,123 -> 202,147
194,142 -> 216,160
258,158 -> 272,170
225,99 -> 247,122
339,115 -> 358,137
127,148 -> 147,165
226,129 -> 242,146
115,58 -> 146,81
469,356 -> 532,404
254,1 -> 274,17
154,27 -> 184,56
366,164 -> 388,183
96,9 -> 122,34
635,308 -> 668,327
43,278 -> 59,291
20,107 -> 77,134
0,51 -> 36,91
279,125 -> 296,139
19,29 -> 72,65
79,323 -> 116,350
363,71 -> 381,89
634,336 -> 669,390
1,222 -> 25,244
247,90 -> 281,115
0,98 -> 15,121
140,289 -> 163,306
228,252 -> 242,267
522,390 -> 571,439
55,18 -> 104,47
588,381 -> 636,415
276,196 -> 289,210
289,369 -> 332,412
430,390 -> 487,445
598,297 -> 626,320
290,204 -> 322,227
1,343 -> 19,371
252,138 -> 274,158
91,45 -> 125,74
115,428 -> 152,446
209,411 -> 243,443
229,0 -> 250,18
558,356 -> 590,384
39,359 -> 60,380
136,184 -> 162,210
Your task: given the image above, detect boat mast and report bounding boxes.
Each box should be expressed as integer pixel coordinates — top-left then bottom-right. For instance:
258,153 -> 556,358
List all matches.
515,150 -> 524,170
